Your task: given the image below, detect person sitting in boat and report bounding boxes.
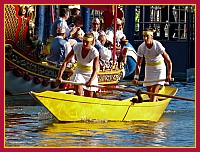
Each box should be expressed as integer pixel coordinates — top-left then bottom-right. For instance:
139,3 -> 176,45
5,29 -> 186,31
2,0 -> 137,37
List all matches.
69,15 -> 85,40
56,32 -> 99,97
46,26 -> 75,68
52,8 -> 71,38
132,28 -> 172,102
105,18 -> 126,52
94,33 -> 112,70
72,28 -> 84,42
67,7 -> 80,25
90,18 -> 101,41
51,8 -> 77,47
118,38 -> 137,68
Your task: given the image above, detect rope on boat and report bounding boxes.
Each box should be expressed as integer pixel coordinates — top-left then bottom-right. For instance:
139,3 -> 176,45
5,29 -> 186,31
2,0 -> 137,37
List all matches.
122,102 -> 134,121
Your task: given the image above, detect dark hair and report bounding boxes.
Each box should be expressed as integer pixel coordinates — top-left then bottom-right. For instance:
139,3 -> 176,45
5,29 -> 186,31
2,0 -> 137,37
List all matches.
73,15 -> 83,23
71,8 -> 80,15
60,8 -> 70,17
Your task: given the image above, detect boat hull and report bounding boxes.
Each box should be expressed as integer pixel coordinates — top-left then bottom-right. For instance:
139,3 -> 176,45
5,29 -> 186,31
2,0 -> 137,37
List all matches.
30,86 -> 178,122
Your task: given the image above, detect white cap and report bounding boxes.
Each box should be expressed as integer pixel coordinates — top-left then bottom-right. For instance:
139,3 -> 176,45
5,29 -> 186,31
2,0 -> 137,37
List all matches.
56,26 -> 66,33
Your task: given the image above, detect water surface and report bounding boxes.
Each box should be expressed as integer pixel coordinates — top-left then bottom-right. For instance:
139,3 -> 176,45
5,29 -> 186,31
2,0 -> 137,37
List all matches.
5,82 -> 195,147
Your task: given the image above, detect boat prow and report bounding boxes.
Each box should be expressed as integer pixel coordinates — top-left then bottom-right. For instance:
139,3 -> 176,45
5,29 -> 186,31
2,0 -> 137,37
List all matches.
30,86 -> 178,122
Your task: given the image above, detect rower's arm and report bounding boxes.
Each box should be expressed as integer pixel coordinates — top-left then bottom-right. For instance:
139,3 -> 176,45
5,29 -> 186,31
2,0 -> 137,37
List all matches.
57,50 -> 74,81
134,56 -> 143,78
162,51 -> 172,81
86,56 -> 99,86
132,56 -> 143,86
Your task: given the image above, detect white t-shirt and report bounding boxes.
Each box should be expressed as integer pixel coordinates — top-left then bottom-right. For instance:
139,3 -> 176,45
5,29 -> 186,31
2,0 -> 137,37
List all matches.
137,40 -> 165,63
105,28 -> 126,44
72,43 -> 99,91
137,40 -> 166,86
73,43 -> 99,67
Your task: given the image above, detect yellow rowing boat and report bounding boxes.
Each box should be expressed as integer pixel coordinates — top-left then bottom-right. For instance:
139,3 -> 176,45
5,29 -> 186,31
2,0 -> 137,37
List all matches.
30,86 -> 178,122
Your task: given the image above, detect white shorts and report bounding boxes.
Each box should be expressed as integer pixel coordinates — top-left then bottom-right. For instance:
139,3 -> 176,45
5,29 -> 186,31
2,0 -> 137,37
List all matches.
72,68 -> 98,91
143,62 -> 166,87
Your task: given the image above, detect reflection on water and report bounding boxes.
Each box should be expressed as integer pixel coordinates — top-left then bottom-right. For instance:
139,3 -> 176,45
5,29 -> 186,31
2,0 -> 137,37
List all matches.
38,120 -> 170,147
5,105 -> 182,147
5,82 -> 195,147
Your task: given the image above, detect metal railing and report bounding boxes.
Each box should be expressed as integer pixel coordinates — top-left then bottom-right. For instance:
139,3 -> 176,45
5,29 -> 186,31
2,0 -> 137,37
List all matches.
135,5 -> 195,41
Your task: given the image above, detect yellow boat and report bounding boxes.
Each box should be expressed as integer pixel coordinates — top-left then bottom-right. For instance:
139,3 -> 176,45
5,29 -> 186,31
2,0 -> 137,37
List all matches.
30,86 -> 178,122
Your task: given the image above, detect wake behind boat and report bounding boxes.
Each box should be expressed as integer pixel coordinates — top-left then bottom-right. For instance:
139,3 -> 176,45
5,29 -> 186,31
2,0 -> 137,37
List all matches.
30,86 -> 178,122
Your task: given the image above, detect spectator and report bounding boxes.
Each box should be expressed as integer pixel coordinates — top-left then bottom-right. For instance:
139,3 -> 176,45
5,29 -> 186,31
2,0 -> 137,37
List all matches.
67,8 -> 80,25
51,8 -> 71,38
47,26 -> 75,67
69,15 -> 85,39
96,34 -> 112,62
105,18 -> 126,49
90,18 -> 101,41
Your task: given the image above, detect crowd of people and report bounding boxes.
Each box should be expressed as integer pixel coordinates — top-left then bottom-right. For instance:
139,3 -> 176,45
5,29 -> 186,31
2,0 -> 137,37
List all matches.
47,7 -> 172,100
47,8 -> 128,69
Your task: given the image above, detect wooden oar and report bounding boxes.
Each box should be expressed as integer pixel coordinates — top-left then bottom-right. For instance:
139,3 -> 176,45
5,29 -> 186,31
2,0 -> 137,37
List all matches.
52,79 -> 194,101
50,78 -> 85,85
103,86 -> 195,101
6,88 -> 75,96
118,78 -> 174,86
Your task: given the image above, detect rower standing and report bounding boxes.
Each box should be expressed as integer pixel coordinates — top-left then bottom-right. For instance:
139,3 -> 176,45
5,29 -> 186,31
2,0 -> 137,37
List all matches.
56,32 -> 99,97
132,28 -> 172,102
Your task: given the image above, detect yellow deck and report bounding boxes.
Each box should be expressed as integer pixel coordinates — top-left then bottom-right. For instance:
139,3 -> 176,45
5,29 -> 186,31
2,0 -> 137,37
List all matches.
30,86 -> 178,122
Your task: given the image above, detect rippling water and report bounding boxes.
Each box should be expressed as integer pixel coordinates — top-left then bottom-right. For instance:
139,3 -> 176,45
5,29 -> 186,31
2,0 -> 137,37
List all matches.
5,82 -> 195,147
